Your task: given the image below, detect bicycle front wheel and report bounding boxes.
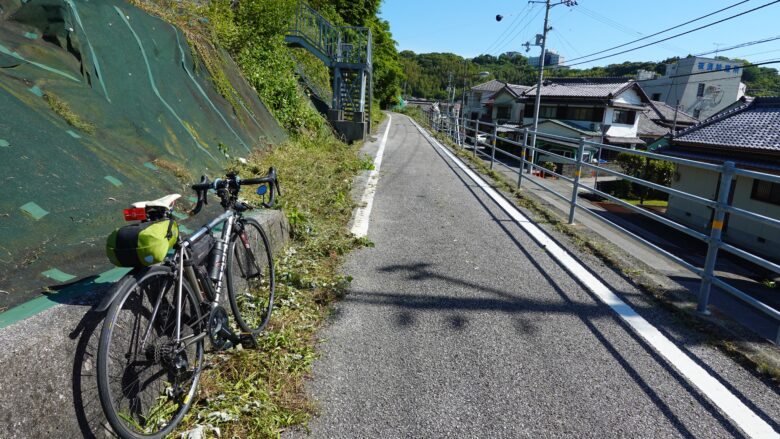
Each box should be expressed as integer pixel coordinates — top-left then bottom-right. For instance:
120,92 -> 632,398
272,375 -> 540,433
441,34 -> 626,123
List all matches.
226,217 -> 275,334
97,266 -> 204,439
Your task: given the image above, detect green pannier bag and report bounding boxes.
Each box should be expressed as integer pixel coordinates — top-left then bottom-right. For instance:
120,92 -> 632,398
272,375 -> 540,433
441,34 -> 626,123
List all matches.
106,220 -> 179,267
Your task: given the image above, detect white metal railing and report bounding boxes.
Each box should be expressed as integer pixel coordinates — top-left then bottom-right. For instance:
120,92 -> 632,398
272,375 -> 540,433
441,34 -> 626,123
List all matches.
422,109 -> 780,342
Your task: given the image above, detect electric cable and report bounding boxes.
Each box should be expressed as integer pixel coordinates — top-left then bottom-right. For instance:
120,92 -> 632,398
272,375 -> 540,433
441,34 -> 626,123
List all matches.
565,0 -> 753,63
566,0 -> 780,67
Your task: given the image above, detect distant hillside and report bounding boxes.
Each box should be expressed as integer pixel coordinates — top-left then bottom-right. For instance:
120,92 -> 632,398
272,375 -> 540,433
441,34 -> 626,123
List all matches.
400,51 -> 780,100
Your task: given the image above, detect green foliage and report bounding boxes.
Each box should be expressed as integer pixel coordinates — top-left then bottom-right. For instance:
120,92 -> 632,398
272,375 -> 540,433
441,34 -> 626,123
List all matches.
614,153 -> 674,200
540,161 -> 556,173
616,152 -> 644,177
646,159 -> 675,186
369,16 -> 403,107
203,0 -> 326,136
402,50 -> 780,99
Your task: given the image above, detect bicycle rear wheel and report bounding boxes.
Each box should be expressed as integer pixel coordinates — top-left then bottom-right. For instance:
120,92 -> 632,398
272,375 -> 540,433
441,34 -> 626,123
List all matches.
226,217 -> 275,334
97,266 -> 204,439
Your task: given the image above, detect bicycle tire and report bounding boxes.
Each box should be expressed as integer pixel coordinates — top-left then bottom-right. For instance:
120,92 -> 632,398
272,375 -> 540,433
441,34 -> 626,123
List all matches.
97,266 -> 204,439
226,217 -> 275,334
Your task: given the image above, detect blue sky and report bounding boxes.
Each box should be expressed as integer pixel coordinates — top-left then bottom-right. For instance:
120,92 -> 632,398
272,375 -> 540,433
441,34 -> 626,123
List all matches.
379,0 -> 780,69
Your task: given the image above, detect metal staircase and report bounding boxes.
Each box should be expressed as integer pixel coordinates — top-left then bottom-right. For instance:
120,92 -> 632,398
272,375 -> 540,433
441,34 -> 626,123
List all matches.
285,2 -> 372,141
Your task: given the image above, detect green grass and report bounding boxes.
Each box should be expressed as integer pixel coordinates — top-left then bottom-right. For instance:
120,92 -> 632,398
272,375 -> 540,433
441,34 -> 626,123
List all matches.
620,198 -> 669,207
43,93 -> 96,134
172,133 -> 371,438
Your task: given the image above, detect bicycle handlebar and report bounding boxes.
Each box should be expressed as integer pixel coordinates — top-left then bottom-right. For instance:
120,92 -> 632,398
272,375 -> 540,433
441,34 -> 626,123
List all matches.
190,167 -> 279,215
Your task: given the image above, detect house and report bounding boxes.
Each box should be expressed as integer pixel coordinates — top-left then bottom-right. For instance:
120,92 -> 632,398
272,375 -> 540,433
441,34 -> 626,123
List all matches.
639,56 -> 745,121
661,96 -> 780,261
463,79 -> 505,121
519,77 -> 652,163
489,84 -> 531,124
638,100 -> 698,144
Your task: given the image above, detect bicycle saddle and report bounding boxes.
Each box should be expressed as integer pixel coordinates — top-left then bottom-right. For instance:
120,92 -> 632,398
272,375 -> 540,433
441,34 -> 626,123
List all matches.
131,194 -> 181,209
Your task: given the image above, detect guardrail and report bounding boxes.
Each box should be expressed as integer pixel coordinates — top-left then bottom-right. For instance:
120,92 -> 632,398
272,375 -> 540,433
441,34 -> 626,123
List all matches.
422,110 -> 780,338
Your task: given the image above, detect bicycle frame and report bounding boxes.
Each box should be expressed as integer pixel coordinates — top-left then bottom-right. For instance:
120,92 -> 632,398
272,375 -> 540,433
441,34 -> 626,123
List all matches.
182,210 -> 238,343
135,210 -> 240,351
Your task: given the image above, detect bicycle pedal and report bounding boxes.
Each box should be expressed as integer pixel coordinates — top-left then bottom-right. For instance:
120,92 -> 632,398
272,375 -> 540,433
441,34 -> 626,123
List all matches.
238,333 -> 257,349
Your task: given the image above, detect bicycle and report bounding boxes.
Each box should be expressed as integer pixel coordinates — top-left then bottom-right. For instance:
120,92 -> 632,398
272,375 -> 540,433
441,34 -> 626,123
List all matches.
95,168 -> 281,438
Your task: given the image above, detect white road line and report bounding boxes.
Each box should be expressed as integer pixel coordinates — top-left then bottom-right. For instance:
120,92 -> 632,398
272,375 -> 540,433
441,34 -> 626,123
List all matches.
351,114 -> 392,238
408,116 -> 778,439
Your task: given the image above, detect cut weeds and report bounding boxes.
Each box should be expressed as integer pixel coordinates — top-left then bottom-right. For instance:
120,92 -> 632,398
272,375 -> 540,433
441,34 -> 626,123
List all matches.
173,132 -> 375,438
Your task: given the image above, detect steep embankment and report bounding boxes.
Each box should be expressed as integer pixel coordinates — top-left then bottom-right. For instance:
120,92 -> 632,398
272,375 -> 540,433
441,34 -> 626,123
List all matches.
0,0 -> 285,308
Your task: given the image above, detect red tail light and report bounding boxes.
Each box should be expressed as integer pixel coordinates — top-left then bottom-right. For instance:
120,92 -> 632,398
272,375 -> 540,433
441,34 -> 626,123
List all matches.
123,207 -> 147,221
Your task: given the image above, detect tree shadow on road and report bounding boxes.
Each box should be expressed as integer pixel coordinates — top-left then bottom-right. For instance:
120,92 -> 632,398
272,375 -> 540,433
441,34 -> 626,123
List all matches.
407,135 -> 752,436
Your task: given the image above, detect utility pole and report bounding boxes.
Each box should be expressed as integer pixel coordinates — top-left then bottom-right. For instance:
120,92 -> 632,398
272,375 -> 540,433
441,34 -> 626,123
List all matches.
525,0 -> 577,172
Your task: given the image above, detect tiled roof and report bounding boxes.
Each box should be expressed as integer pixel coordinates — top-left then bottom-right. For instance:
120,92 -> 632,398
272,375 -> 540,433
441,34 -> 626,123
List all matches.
506,84 -> 532,97
471,79 -> 505,92
638,113 -> 669,137
646,100 -> 697,124
524,77 -> 635,99
672,97 -> 780,153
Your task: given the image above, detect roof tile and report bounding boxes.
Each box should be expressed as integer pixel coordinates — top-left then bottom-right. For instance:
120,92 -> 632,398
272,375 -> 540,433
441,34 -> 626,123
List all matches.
673,97 -> 780,152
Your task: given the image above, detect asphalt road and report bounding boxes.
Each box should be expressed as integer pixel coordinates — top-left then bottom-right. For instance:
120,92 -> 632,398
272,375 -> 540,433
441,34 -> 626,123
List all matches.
287,115 -> 780,438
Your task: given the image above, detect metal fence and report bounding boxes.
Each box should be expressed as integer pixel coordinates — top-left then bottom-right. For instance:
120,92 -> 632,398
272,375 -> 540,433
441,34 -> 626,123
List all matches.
288,2 -> 372,66
422,110 -> 780,336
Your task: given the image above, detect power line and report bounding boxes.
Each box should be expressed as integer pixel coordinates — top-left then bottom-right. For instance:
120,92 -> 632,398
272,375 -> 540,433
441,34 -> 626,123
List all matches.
575,6 -> 687,54
565,0 -> 752,64
566,0 -> 780,68
693,35 -> 780,57
483,5 -> 530,54
550,28 -> 581,57
493,6 -> 542,56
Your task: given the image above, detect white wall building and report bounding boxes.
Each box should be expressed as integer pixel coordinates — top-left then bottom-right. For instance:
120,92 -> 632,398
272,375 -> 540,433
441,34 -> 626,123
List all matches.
639,56 -> 744,121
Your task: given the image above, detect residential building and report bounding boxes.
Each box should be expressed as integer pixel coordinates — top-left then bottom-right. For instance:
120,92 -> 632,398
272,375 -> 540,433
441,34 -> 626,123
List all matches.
529,49 -> 565,68
661,97 -> 780,261
639,56 -> 745,121
488,84 -> 531,125
638,100 -> 698,143
521,77 -> 651,152
463,79 -> 505,121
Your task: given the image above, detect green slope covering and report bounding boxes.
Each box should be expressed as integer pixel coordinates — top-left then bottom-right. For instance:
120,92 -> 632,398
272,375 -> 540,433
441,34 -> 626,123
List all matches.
0,0 -> 285,309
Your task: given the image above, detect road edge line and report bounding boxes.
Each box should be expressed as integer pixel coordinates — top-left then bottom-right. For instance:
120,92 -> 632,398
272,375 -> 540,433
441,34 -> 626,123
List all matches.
351,114 -> 392,238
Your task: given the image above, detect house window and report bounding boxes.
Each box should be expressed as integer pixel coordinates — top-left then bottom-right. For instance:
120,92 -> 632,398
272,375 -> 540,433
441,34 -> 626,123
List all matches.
697,83 -> 705,97
725,64 -> 731,72
651,93 -> 661,101
733,66 -> 740,73
612,109 -> 636,125
540,106 -> 557,118
546,107 -> 604,122
716,63 -> 722,71
707,63 -> 713,70
693,109 -> 701,118
751,180 -> 780,205
698,62 -> 705,70
496,106 -> 511,120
